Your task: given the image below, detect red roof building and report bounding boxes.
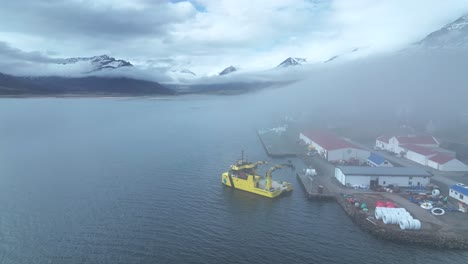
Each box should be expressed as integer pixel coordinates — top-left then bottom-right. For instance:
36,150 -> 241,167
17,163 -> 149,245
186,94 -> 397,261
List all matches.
300,131 -> 369,162
427,153 -> 468,171
401,144 -> 436,156
429,153 -> 455,164
374,134 -> 466,171
394,136 -> 439,145
376,135 -> 391,144
301,131 -> 359,151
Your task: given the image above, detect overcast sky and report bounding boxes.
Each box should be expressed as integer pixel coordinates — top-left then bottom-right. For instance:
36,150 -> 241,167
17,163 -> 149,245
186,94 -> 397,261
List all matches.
0,0 -> 468,77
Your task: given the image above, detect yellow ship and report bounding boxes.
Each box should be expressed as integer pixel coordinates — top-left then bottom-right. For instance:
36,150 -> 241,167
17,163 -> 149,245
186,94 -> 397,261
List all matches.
221,152 -> 294,198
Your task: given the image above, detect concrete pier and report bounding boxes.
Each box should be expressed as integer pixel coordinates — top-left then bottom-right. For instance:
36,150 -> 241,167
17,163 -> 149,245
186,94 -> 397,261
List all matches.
257,129 -> 304,158
296,172 -> 336,200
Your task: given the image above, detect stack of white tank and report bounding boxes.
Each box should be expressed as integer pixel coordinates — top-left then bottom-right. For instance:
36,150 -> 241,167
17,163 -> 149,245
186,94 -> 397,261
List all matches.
374,207 -> 421,230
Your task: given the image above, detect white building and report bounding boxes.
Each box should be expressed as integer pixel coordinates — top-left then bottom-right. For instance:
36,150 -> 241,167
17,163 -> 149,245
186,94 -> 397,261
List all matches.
401,144 -> 468,171
300,131 -> 370,162
449,183 -> 468,204
376,135 -> 468,171
375,135 -> 391,151
376,135 -> 439,154
335,166 -> 431,188
403,144 -> 434,166
428,153 -> 468,172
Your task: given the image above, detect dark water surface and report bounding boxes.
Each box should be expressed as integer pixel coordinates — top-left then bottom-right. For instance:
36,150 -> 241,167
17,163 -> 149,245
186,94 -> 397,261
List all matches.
0,97 -> 467,264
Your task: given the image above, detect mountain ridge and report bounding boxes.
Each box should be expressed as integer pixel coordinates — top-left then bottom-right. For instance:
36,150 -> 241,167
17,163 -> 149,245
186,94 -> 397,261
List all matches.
418,15 -> 468,48
0,72 -> 174,96
219,66 -> 237,76
59,54 -> 133,72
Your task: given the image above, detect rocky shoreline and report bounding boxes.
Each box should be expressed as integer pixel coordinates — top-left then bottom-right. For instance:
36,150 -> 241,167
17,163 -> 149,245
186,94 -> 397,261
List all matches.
336,195 -> 468,249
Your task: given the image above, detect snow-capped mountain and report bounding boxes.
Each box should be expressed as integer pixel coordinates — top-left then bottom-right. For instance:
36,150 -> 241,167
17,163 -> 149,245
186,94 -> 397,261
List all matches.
59,55 -> 133,72
276,57 -> 306,68
418,15 -> 468,48
219,66 -> 237,76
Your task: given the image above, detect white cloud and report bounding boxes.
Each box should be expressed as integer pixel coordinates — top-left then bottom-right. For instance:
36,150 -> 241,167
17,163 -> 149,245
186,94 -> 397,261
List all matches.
0,0 -> 468,78
159,0 -> 468,75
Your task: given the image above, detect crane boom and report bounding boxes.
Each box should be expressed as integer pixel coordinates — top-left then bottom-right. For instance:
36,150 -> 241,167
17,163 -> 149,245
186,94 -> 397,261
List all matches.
232,160 -> 268,171
266,163 -> 295,190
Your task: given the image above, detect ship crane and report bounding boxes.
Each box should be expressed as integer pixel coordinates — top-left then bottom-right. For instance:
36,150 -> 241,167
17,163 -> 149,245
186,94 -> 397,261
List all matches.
265,163 -> 295,190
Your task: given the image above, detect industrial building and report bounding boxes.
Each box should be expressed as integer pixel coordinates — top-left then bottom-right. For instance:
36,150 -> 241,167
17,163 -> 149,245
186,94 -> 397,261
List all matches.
403,144 -> 435,165
300,131 -> 370,162
335,166 -> 431,188
367,153 -> 393,167
375,135 -> 468,171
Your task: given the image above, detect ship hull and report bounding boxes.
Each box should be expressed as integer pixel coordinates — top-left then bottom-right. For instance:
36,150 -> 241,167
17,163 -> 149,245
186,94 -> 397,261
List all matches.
221,172 -> 291,198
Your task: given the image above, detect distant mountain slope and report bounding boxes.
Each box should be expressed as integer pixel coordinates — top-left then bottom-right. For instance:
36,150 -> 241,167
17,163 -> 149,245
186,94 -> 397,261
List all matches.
59,55 -> 133,72
0,73 -> 46,95
324,48 -> 361,63
32,76 -> 174,95
276,57 -> 306,68
168,81 -> 294,95
219,66 -> 237,75
419,15 -> 468,48
0,72 -> 174,96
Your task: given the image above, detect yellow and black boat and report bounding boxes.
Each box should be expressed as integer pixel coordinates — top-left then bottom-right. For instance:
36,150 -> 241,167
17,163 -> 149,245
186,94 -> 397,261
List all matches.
221,152 -> 294,198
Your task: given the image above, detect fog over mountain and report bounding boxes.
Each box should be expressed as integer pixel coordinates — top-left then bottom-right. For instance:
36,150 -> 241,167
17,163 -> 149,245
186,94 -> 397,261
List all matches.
239,49 -> 468,142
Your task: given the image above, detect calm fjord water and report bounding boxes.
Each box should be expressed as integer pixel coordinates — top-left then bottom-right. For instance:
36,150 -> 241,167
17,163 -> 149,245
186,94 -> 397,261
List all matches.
0,97 -> 467,264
